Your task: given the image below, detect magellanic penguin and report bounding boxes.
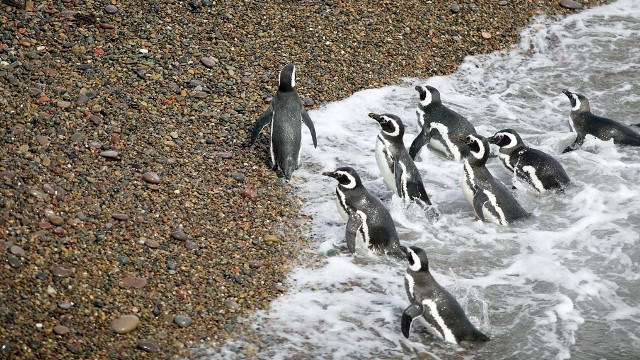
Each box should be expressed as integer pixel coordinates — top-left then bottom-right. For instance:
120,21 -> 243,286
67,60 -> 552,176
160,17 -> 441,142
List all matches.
250,63 -> 318,179
488,129 -> 570,193
401,246 -> 490,344
322,167 -> 404,259
562,89 -> 640,153
410,85 -> 477,161
369,113 -> 432,206
461,134 -> 530,226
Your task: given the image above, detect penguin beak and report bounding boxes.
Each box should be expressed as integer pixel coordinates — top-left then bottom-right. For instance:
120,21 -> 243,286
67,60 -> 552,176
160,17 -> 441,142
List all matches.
322,171 -> 338,179
368,113 -> 383,123
562,89 -> 572,98
487,136 -> 497,144
414,86 -> 426,100
400,246 -> 410,258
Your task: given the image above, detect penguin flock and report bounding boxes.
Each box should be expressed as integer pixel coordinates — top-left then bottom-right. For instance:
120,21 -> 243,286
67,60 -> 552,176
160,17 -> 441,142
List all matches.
250,63 -> 640,346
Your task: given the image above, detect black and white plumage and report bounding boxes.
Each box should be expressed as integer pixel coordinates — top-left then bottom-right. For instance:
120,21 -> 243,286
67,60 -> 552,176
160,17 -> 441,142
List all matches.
322,167 -> 404,259
409,85 -> 477,161
562,89 -> 640,153
488,129 -> 570,193
461,134 -> 530,226
250,63 -> 318,179
369,113 -> 432,206
401,246 -> 490,344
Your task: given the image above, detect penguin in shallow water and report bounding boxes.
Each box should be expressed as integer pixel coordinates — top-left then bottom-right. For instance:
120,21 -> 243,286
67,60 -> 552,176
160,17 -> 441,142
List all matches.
401,246 -> 490,344
322,167 -> 404,259
250,63 -> 317,179
461,134 -> 530,226
369,113 -> 432,206
562,89 -> 640,153
410,85 -> 477,161
488,129 -> 570,193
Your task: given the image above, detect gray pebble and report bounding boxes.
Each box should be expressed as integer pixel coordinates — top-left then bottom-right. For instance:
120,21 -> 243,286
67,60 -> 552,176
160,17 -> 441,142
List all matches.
451,3 -> 460,13
142,172 -> 161,184
170,230 -> 188,241
200,57 -> 217,68
137,341 -> 159,353
174,315 -> 193,328
99,150 -> 119,159
105,4 -> 118,13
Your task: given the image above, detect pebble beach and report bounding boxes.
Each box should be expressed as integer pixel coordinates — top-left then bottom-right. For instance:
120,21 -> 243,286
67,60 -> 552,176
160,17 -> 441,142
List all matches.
0,0 -> 612,358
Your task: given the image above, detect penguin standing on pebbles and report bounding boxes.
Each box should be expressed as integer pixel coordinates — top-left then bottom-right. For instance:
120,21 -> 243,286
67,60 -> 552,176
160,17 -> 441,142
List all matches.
369,112 -> 432,206
410,85 -> 477,161
461,134 -> 530,226
250,63 -> 317,179
401,246 -> 490,344
322,167 -> 404,259
488,129 -> 570,193
562,89 -> 640,153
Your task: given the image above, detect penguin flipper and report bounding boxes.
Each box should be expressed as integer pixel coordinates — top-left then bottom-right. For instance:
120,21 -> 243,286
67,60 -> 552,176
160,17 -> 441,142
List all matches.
562,134 -> 585,153
401,301 -> 424,338
250,106 -> 273,145
301,110 -> 318,148
409,127 -> 431,160
393,157 -> 406,200
345,212 -> 362,254
472,186 -> 489,222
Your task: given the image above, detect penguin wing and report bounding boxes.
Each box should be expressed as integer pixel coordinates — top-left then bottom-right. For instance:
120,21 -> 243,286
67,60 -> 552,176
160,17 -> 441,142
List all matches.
409,126 -> 431,160
250,106 -> 273,145
562,131 -> 585,153
401,301 -> 424,338
393,157 -> 406,200
345,211 -> 362,254
301,109 -> 318,148
472,185 -> 489,222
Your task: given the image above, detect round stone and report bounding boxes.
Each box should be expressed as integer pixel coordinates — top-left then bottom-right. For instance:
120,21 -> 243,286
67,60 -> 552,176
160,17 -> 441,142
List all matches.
137,341 -> 159,353
224,300 -> 239,311
170,230 -> 187,241
110,315 -> 140,334
142,172 -> 161,184
451,3 -> 460,13
49,216 -> 64,226
145,239 -> 160,249
122,277 -> 147,288
42,184 -> 55,195
174,315 -> 192,328
58,302 -> 73,310
200,57 -> 217,68
105,4 -> 118,13
9,245 -> 25,256
53,325 -> 69,335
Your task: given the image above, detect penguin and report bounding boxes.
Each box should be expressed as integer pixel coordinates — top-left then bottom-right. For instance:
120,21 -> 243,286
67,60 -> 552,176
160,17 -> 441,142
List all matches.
562,89 -> 640,153
401,245 -> 490,344
250,63 -> 318,179
461,134 -> 530,226
410,85 -> 477,161
369,112 -> 432,206
488,129 -> 570,193
322,167 -> 404,259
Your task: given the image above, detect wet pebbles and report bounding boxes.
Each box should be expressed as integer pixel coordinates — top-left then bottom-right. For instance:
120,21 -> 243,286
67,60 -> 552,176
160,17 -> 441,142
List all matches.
0,0 -> 609,358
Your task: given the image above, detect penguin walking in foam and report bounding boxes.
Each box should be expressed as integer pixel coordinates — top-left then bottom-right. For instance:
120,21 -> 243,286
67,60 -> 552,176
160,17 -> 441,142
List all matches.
488,129 -> 570,193
461,134 -> 530,226
322,167 -> 404,259
410,85 -> 477,161
250,63 -> 317,179
369,113 -> 432,206
401,246 -> 490,344
562,89 -> 640,153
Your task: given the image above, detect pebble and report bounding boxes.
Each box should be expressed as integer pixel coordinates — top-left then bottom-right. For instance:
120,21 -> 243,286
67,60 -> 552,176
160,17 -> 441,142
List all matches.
57,101 -> 71,108
53,325 -> 70,335
49,216 -> 64,226
185,240 -> 198,250
170,230 -> 188,241
241,188 -> 258,200
560,0 -> 583,9
52,266 -> 73,277
248,260 -> 262,268
122,277 -> 148,288
231,173 -> 245,182
142,172 -> 161,184
42,184 -> 55,195
200,57 -> 217,68
46,285 -> 57,295
174,315 -> 193,328
112,213 -> 130,221
451,3 -> 460,13
0,171 -> 15,180
145,239 -> 160,248
137,341 -> 159,353
99,150 -> 119,159
216,152 -> 233,158
224,300 -> 239,311
9,245 -> 25,256
105,4 -> 118,13
58,302 -> 74,310
110,315 -> 140,334
7,254 -> 22,268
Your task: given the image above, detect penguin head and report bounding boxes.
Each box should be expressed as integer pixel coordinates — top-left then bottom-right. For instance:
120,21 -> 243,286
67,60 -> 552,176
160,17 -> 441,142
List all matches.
278,63 -> 296,91
401,246 -> 429,272
415,85 -> 440,107
322,166 -> 361,190
369,113 -> 405,138
562,89 -> 590,113
488,129 -> 523,149
463,134 -> 490,165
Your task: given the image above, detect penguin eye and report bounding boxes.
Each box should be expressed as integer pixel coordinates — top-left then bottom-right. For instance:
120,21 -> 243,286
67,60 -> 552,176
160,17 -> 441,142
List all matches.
465,136 -> 472,142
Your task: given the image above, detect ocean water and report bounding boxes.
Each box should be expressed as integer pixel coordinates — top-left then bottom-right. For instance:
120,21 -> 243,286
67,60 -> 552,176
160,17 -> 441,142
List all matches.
209,1 -> 640,359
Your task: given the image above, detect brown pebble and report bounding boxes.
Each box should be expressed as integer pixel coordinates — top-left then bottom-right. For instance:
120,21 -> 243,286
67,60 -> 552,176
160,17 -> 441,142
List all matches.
145,239 -> 160,249
52,266 -> 73,277
241,188 -> 258,200
42,184 -> 55,195
248,260 -> 262,268
236,242 -> 246,248
170,230 -> 188,241
100,23 -> 115,29
53,325 -> 69,335
273,284 -> 287,292
112,213 -> 129,221
89,114 -> 103,125
10,245 -> 25,256
53,227 -> 65,235
137,341 -> 159,353
481,31 -> 492,39
110,315 -> 140,334
39,221 -> 52,229
105,4 -> 118,13
122,276 -> 147,288
559,0 -> 583,9
0,171 -> 15,179
200,57 -> 217,68
49,216 -> 64,226
304,98 -> 314,106
142,172 -> 161,184
216,152 -> 233,159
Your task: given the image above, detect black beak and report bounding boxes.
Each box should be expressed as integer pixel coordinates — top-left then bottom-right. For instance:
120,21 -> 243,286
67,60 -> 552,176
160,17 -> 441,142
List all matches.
322,171 -> 338,179
400,245 -> 410,258
368,113 -> 382,123
562,89 -> 572,98
487,136 -> 497,144
415,86 -> 426,99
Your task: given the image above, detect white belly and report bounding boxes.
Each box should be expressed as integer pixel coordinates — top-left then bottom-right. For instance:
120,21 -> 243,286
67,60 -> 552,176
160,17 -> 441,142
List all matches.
461,162 -> 475,205
375,137 -> 397,193
335,197 -> 349,223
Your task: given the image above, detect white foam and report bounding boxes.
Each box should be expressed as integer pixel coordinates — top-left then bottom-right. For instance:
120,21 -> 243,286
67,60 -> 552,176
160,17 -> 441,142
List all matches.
208,1 -> 640,358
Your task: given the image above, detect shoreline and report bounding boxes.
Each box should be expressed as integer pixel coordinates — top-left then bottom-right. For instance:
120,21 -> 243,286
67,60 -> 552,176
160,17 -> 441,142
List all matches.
0,0 -> 613,358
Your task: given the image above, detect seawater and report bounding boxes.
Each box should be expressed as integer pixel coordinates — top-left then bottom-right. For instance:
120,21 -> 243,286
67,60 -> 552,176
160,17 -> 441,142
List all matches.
210,1 -> 640,358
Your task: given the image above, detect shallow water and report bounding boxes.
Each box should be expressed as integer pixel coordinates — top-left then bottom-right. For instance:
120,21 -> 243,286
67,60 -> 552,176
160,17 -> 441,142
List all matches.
209,1 -> 640,359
